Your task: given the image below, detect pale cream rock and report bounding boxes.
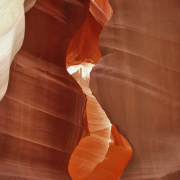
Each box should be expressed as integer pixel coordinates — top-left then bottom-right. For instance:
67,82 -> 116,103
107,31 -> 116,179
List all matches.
0,0 -> 25,101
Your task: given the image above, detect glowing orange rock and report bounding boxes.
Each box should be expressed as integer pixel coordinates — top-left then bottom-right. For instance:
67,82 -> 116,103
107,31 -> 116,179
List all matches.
66,0 -> 112,68
68,63 -> 132,180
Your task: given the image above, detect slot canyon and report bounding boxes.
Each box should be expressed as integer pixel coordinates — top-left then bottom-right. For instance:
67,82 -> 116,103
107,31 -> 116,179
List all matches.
0,0 -> 180,180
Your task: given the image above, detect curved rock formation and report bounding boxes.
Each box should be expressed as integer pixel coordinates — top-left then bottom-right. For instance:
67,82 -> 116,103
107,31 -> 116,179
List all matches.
90,0 -> 113,25
90,0 -> 180,179
3,0 -> 179,179
0,51 -> 87,179
24,0 -> 36,12
66,0 -> 112,68
68,63 -> 132,180
0,0 -> 88,179
0,0 -> 25,101
93,0 -> 112,19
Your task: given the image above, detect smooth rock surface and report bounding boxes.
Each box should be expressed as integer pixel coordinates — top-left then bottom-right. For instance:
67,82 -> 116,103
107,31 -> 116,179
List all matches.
24,0 -> 36,12
90,0 -> 180,179
68,63 -> 132,180
0,0 -> 88,179
0,0 -> 25,101
66,0 -> 112,67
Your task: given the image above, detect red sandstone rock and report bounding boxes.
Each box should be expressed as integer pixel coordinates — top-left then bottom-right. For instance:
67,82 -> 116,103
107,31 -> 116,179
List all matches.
90,0 -> 112,25
90,0 -> 180,179
93,0 -> 112,19
21,0 -> 86,68
68,63 -> 132,180
0,0 -> 88,179
66,0 -> 112,68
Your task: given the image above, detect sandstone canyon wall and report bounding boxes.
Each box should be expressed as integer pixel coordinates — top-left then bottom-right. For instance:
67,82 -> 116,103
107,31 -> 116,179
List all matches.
0,0 -> 88,179
0,0 -> 133,179
1,0 -> 180,180
66,0 -> 113,67
67,63 -> 132,180
90,0 -> 180,179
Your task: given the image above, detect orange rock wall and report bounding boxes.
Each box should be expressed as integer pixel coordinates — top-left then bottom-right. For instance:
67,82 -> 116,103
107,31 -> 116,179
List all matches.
68,63 -> 132,180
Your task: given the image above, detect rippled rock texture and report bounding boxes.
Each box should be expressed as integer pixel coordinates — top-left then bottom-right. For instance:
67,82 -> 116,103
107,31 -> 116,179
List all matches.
1,0 -> 179,179
0,0 -> 88,179
0,0 -> 133,179
90,0 -> 180,179
68,63 -> 132,180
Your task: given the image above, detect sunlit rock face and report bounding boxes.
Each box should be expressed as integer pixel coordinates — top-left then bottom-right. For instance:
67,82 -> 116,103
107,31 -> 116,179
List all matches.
0,0 -> 25,101
0,0 -> 88,179
0,0 -> 37,102
66,2 -> 133,179
68,63 -> 132,180
90,0 -> 180,179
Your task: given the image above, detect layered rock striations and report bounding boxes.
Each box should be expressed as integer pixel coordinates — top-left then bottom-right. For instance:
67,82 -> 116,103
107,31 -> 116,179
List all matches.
90,0 -> 180,179
0,51 -> 87,180
0,0 -> 88,179
21,0 -> 87,68
3,0 -> 176,179
68,63 -> 132,180
66,1 -> 133,179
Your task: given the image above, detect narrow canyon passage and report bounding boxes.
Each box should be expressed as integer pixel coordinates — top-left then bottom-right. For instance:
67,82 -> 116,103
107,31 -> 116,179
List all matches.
67,63 -> 132,180
0,0 -> 133,179
2,0 -> 179,180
